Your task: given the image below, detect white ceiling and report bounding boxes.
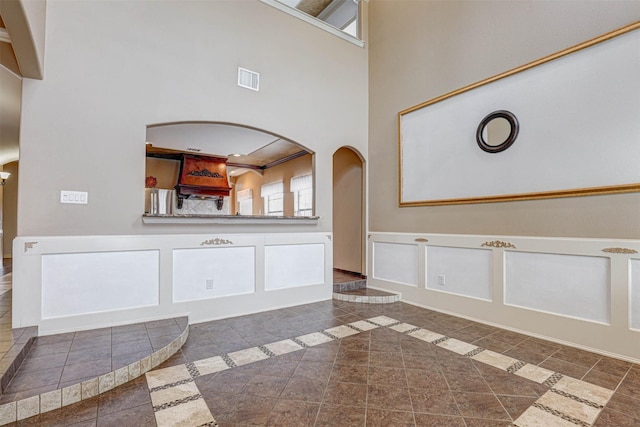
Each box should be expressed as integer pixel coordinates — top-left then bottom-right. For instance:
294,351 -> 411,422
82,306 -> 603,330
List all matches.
146,123 -> 284,158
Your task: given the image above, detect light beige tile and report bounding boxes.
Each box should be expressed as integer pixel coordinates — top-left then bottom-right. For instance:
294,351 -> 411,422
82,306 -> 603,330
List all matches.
82,378 -> 99,399
99,372 -> 115,393
40,389 -> 62,413
228,347 -> 270,366
0,402 -> 16,424
537,391 -> 600,424
140,356 -> 152,374
324,325 -> 359,339
389,323 -> 417,333
16,396 -> 39,421
150,381 -> 199,407
408,328 -> 445,343
62,384 -> 81,406
264,340 -> 304,356
128,361 -> 141,380
152,348 -> 169,367
349,320 -> 380,331
367,316 -> 398,326
437,338 -> 478,355
115,366 -> 129,386
296,332 -> 334,347
146,364 -> 192,389
471,350 -> 519,370
193,356 -> 229,376
553,376 -> 613,406
515,364 -> 555,383
154,397 -> 214,427
514,406 -> 577,427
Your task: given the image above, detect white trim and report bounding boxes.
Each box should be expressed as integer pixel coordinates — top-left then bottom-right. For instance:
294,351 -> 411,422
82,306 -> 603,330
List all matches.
259,0 -> 365,48
142,215 -> 319,225
0,28 -> 11,44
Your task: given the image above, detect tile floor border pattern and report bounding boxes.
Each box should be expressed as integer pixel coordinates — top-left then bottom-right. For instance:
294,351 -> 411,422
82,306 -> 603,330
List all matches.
0,319 -> 190,425
145,315 -> 615,427
332,291 -> 401,304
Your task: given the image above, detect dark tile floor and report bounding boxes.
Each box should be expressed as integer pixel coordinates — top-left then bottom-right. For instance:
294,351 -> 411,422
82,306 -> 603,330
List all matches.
0,318 -> 186,404
5,298 -> 638,426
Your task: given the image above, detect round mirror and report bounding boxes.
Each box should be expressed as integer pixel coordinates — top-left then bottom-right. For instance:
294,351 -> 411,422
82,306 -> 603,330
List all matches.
476,110 -> 519,153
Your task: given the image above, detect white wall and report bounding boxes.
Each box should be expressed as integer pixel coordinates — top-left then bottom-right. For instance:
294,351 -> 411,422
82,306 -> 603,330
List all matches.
18,0 -> 368,236
369,1 -> 640,238
368,232 -> 640,362
14,232 -> 332,334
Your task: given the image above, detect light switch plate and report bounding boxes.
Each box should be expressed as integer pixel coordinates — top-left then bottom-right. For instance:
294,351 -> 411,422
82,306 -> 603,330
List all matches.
60,190 -> 88,204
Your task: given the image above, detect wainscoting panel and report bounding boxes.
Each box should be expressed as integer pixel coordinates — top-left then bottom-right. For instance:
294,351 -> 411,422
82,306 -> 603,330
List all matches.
42,250 -> 160,318
173,246 -> 255,302
372,242 -> 418,286
631,259 -> 640,331
367,233 -> 640,362
14,233 -> 332,334
426,246 -> 493,301
264,243 -> 325,291
505,252 -> 610,324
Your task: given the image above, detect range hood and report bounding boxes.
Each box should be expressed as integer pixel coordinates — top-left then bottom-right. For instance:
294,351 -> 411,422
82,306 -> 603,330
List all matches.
175,154 -> 231,209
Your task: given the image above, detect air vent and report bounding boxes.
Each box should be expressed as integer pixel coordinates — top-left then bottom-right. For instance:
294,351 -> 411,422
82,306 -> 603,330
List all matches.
186,147 -> 202,152
238,67 -> 260,91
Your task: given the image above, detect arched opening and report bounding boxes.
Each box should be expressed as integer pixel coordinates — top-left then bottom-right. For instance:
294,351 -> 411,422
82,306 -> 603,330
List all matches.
332,146 -> 365,277
145,122 -> 315,217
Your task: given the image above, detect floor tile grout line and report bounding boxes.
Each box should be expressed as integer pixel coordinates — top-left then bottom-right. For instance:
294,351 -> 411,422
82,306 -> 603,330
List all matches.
0,318 -> 190,425
145,315 -> 621,427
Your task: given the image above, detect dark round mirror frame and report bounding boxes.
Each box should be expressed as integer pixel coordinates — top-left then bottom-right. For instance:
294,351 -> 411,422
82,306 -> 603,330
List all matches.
476,110 -> 519,153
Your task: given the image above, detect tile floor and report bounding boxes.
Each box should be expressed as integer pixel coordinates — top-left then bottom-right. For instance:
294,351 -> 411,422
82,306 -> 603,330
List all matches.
1,317 -> 187,404
0,269 -> 638,426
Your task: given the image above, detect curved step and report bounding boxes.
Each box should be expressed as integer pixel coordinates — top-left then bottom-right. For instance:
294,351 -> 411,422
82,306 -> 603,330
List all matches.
0,316 -> 189,425
333,289 -> 400,304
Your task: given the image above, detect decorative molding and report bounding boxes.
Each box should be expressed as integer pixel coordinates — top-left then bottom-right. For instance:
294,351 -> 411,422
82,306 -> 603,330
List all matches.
481,240 -> 516,249
602,247 -> 638,254
414,238 -> 429,242
187,169 -> 223,178
398,21 -> 640,207
368,234 -> 372,239
24,242 -> 38,253
327,235 -> 332,241
200,238 -> 233,246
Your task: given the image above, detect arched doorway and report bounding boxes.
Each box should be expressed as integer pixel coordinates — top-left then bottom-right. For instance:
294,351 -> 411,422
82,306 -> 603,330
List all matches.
332,147 -> 365,276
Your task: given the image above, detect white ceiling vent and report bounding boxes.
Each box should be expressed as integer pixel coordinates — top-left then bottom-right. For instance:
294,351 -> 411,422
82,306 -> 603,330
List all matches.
238,67 -> 260,91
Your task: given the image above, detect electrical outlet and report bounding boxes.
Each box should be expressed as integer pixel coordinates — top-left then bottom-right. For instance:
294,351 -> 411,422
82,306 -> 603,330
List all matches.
437,275 -> 446,286
60,190 -> 88,204
206,279 -> 214,290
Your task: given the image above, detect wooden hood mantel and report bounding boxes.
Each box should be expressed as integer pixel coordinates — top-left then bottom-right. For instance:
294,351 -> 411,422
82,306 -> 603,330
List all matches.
175,154 -> 231,209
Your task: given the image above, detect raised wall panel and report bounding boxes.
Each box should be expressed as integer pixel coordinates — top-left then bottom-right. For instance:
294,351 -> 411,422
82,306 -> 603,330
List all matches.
426,246 -> 493,301
372,242 -> 418,286
173,246 -> 255,302
505,252 -> 610,324
631,260 -> 640,330
42,250 -> 159,318
265,244 -> 325,291
400,28 -> 640,204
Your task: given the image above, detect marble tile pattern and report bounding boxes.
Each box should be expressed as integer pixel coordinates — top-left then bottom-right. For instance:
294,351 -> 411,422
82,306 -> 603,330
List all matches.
0,294 -> 638,425
142,314 -> 630,427
0,315 -> 189,424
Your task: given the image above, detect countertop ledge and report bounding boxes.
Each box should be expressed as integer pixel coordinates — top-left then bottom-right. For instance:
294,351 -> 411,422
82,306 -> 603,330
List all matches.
142,214 -> 320,225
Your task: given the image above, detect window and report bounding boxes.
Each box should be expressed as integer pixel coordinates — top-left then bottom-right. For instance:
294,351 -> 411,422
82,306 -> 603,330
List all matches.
291,174 -> 313,217
260,0 -> 363,47
261,181 -> 284,216
236,188 -> 253,215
